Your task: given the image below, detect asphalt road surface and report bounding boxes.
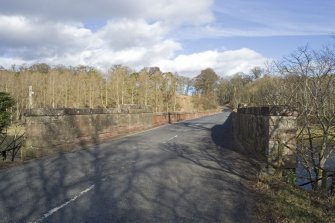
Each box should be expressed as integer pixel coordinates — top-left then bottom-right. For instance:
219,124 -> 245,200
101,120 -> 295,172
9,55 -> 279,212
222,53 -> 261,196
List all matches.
0,112 -> 258,223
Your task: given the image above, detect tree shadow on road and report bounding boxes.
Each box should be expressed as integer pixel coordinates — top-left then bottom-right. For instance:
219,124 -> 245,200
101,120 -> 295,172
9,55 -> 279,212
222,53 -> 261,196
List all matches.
165,113 -> 260,181
0,113 -> 259,223
157,113 -> 261,222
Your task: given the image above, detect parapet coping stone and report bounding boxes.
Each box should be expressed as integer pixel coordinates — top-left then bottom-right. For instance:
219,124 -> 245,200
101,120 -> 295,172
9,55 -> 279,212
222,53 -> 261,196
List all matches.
237,106 -> 298,116
24,107 -> 152,116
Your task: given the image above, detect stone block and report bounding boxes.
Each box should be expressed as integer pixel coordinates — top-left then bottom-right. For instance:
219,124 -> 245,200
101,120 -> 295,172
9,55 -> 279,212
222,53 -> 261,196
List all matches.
234,106 -> 298,171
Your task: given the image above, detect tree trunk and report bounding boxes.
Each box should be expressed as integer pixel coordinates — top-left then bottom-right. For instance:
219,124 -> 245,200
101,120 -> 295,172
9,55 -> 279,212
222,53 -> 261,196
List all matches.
52,79 -> 55,108
105,80 -> 108,107
331,169 -> 335,195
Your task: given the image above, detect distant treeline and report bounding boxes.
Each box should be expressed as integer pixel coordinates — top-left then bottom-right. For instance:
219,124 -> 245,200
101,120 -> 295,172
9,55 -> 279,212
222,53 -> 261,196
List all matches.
0,64 -> 196,119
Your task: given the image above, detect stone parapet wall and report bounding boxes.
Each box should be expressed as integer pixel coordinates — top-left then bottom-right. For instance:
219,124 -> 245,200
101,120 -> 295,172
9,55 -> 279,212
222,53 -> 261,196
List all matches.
233,106 -> 297,170
24,106 -> 219,159
25,108 -> 153,158
24,104 -> 152,116
237,106 -> 298,116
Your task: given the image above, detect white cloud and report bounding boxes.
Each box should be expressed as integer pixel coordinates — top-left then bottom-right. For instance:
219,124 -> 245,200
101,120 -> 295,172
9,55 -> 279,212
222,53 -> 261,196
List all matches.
176,24 -> 335,40
143,0 -> 214,25
0,16 -> 181,70
208,0 -> 335,38
0,1 -> 273,77
0,15 -> 268,77
0,0 -> 214,25
0,15 -> 93,59
96,19 -> 167,50
156,48 -> 268,77
0,57 -> 28,69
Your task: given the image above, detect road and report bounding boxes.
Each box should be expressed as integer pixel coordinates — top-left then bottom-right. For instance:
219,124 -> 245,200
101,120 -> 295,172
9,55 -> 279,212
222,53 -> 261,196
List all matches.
0,112 -> 258,223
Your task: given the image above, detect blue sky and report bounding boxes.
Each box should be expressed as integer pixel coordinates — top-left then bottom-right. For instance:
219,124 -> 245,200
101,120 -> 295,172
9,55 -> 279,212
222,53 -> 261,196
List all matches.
175,0 -> 335,58
0,0 -> 334,77
181,35 -> 334,59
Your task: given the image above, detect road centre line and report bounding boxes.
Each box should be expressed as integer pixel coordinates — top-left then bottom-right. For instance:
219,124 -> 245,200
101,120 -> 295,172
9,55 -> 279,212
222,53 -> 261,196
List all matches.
32,184 -> 95,223
163,135 -> 178,143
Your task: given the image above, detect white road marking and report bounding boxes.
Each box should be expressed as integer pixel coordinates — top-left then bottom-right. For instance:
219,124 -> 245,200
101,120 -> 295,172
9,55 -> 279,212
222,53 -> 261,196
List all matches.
163,135 -> 178,143
32,184 -> 95,223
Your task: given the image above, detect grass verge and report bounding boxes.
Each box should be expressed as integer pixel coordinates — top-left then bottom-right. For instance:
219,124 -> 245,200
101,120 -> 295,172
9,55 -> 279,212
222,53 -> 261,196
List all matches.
251,174 -> 335,223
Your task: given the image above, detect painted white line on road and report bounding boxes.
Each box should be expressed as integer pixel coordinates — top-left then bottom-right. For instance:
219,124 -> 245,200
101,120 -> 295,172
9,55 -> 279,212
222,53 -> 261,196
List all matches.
163,135 -> 178,143
32,184 -> 95,223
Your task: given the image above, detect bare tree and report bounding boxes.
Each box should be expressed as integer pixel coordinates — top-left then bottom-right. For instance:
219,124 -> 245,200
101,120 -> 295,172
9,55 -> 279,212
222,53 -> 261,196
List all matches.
250,66 -> 263,80
277,45 -> 335,191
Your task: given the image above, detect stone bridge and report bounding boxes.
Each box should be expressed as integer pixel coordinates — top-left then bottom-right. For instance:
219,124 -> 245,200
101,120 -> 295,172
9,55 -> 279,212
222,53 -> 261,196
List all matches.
24,105 -> 297,172
0,105 -> 299,222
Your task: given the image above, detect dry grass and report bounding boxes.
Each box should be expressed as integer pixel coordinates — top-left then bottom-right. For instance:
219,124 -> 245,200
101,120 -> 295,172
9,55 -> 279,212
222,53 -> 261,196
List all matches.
177,95 -> 196,112
251,174 -> 335,223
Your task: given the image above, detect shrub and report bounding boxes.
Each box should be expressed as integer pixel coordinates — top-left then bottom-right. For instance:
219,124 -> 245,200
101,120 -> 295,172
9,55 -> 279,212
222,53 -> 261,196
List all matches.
0,92 -> 15,133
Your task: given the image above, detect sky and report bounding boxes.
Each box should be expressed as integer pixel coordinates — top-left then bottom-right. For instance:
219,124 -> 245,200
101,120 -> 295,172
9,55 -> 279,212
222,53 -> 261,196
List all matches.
0,0 -> 334,77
